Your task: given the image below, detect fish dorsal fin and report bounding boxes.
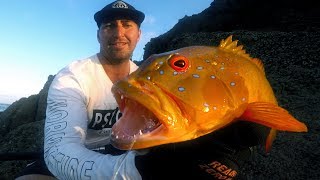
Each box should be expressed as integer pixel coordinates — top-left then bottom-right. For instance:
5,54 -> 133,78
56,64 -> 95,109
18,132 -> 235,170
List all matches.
219,35 -> 265,73
219,35 -> 250,59
251,58 -> 265,74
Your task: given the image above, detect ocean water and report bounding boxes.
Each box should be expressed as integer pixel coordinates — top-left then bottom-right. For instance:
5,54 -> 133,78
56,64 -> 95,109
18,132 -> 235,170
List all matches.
0,103 -> 10,112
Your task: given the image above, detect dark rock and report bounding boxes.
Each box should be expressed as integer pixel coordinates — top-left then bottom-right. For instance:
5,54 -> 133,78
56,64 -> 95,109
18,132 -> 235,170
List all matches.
143,0 -> 320,59
1,0 -> 319,179
155,31 -> 320,179
35,75 -> 55,122
0,75 -> 54,137
0,96 -> 39,137
0,75 -> 54,179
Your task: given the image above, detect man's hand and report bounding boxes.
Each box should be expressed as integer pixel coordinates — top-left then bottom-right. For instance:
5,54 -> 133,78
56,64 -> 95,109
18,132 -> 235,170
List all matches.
135,121 -> 269,179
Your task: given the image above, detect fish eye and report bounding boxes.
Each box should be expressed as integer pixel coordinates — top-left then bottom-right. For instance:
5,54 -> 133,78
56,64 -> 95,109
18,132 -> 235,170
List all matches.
169,54 -> 189,72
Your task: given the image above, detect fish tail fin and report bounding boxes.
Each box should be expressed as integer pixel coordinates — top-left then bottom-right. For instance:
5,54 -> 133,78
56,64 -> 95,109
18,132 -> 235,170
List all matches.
265,128 -> 277,153
240,102 -> 308,132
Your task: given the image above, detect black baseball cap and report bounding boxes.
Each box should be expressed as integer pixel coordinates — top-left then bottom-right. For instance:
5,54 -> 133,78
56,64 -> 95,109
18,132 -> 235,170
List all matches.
94,0 -> 145,27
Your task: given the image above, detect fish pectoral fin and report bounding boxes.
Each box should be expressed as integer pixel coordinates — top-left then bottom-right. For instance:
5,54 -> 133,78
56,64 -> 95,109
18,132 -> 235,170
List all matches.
240,102 -> 308,132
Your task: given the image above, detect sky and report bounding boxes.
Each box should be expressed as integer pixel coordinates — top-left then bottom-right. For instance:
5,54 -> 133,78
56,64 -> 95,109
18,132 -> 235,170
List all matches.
0,0 -> 213,104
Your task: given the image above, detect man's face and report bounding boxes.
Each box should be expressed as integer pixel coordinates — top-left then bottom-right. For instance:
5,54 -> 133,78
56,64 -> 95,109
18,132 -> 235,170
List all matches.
98,19 -> 141,64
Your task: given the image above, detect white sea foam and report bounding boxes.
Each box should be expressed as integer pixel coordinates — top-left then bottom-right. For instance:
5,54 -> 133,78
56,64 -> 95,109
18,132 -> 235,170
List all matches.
0,103 -> 10,112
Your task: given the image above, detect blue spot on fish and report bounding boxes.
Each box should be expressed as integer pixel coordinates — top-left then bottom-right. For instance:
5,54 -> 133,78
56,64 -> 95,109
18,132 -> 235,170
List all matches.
193,74 -> 200,78
197,66 -> 204,70
178,87 -> 185,92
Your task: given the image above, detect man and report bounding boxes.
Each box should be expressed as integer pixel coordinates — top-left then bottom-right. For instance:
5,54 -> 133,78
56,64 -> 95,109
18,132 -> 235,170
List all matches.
16,1 -> 268,179
16,1 -> 144,179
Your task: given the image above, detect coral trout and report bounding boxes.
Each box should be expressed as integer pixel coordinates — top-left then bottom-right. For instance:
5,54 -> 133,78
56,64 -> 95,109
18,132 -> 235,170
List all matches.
111,36 -> 308,151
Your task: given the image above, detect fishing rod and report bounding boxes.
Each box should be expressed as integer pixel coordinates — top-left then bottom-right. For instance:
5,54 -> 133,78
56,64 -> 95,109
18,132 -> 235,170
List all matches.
0,152 -> 42,161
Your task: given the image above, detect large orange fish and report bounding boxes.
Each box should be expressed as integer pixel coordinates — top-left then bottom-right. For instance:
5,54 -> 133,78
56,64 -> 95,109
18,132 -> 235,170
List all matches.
111,36 -> 307,151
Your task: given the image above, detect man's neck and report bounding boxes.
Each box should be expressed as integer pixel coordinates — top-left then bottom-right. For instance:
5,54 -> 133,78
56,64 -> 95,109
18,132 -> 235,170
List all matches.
97,53 -> 131,83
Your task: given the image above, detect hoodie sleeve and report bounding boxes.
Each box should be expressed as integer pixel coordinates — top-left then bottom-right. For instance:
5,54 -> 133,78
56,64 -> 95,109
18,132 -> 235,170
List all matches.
44,73 -> 142,180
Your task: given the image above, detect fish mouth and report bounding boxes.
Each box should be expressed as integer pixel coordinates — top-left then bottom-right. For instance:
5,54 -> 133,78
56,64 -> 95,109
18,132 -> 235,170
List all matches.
111,96 -> 163,149
111,79 -> 184,150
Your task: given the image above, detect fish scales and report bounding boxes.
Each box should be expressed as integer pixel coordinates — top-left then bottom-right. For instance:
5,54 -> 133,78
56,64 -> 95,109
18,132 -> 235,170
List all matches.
110,35 -> 308,151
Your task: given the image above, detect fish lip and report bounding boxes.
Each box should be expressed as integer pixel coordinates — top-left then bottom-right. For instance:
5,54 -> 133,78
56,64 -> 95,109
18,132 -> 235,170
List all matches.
111,79 -> 185,149
113,79 -> 180,126
112,80 -> 169,126
110,124 -> 165,150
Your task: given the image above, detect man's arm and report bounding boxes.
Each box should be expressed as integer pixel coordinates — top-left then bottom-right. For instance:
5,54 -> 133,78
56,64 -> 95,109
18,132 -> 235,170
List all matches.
44,74 -> 141,180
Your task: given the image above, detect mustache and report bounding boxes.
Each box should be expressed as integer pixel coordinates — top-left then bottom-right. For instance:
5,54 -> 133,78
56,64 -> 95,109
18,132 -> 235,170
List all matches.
108,38 -> 129,45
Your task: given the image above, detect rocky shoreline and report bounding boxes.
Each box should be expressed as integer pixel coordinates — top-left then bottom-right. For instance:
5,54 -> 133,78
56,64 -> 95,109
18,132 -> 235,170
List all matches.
0,0 -> 319,179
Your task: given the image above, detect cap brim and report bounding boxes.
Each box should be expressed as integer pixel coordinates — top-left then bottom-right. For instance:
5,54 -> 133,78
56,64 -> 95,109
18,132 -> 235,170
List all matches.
94,8 -> 145,26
